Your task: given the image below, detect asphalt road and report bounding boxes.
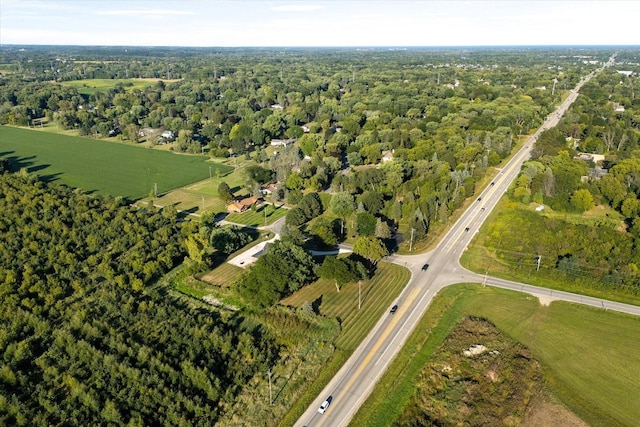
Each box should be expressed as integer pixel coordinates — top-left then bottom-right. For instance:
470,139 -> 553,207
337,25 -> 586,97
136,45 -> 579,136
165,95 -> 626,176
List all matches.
294,54 -> 630,427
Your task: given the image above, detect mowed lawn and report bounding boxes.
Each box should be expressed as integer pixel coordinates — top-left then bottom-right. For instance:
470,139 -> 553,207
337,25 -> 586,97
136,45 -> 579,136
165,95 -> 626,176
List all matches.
225,203 -> 288,227
281,261 -> 410,351
355,284 -> 640,427
59,78 -> 178,95
1,126 -> 232,200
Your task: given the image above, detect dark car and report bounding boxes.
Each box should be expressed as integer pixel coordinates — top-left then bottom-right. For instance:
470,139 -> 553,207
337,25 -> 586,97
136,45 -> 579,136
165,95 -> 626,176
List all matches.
421,263 -> 429,271
390,305 -> 398,314
465,227 -> 470,232
477,197 -> 482,201
490,181 -> 495,186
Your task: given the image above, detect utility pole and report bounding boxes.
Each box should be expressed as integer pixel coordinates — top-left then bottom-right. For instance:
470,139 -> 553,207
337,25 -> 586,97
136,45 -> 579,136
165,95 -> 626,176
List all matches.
264,206 -> 267,226
202,195 -> 205,211
409,228 -> 415,252
358,280 -> 362,310
267,368 -> 273,405
154,183 -> 157,198
536,255 -> 541,271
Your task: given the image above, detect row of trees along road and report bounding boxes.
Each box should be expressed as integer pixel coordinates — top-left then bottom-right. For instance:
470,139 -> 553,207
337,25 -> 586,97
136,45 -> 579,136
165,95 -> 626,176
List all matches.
493,56 -> 640,293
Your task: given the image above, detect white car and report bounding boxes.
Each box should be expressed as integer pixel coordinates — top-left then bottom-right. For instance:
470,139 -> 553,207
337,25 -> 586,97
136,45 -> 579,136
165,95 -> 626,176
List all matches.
318,398 -> 331,414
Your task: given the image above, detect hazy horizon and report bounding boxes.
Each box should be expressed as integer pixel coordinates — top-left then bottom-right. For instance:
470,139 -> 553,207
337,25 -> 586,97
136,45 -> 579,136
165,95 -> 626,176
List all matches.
2,1 -> 639,48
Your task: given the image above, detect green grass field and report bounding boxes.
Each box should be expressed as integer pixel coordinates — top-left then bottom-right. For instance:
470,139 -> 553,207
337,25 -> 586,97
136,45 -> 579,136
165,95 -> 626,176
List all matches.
1,126 -> 232,200
59,78 -> 179,95
353,284 -> 640,427
279,262 -> 411,425
139,161 -> 253,215
226,203 -> 288,227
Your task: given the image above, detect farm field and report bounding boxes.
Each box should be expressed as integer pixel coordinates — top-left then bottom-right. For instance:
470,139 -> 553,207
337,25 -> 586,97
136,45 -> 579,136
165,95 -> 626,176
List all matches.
0,126 -> 231,200
354,284 -> 640,427
59,78 -> 180,95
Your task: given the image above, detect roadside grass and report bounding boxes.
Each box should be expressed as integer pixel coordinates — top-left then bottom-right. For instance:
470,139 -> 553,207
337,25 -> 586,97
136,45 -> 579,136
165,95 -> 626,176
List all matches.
226,203 -> 288,227
353,284 -> 640,427
58,78 -> 176,95
279,262 -> 410,425
1,126 -> 231,200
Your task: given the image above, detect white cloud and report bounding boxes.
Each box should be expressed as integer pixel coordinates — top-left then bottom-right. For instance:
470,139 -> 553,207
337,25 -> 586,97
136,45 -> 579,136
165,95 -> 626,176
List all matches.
272,4 -> 323,12
95,9 -> 194,16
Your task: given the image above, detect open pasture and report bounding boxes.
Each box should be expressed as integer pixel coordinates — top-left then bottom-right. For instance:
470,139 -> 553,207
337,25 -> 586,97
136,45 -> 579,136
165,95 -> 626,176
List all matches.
1,126 -> 232,200
59,78 -> 179,95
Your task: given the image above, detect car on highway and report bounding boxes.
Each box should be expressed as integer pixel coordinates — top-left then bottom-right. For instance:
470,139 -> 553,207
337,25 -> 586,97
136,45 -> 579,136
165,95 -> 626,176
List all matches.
477,197 -> 482,201
490,181 -> 495,186
465,227 -> 470,232
318,396 -> 332,414
390,304 -> 398,314
421,263 -> 429,271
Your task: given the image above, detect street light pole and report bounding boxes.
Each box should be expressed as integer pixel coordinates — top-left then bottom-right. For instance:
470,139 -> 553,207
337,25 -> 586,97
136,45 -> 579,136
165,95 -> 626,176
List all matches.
267,368 -> 273,405
409,228 -> 415,252
358,280 -> 361,310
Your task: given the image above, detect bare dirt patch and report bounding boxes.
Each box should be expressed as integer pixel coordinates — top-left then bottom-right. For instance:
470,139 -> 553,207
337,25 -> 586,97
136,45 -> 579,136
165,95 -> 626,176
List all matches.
523,393 -> 588,427
537,294 -> 560,306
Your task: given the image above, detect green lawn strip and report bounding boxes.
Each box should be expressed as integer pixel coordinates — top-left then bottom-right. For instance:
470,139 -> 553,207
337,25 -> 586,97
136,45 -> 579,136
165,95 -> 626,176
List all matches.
1,126 -> 231,199
226,204 -> 288,227
353,284 -> 640,427
461,243 -> 640,306
58,78 -> 162,95
279,262 -> 410,425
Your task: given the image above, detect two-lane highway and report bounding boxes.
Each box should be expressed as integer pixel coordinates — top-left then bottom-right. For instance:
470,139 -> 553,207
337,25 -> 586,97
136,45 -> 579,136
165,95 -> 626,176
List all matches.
295,55 -> 623,427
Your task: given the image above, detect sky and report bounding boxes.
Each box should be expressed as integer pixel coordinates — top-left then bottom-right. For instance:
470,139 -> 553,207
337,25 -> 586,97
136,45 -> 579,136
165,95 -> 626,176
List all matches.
1,0 -> 639,47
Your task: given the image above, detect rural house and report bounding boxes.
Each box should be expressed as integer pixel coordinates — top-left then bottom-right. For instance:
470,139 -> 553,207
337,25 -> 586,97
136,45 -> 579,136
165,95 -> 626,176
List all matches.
226,196 -> 262,213
270,138 -> 296,147
261,183 -> 279,195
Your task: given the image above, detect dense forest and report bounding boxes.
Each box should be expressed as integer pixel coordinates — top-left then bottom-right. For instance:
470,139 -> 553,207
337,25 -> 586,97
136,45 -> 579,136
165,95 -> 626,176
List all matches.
0,172 -> 296,425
